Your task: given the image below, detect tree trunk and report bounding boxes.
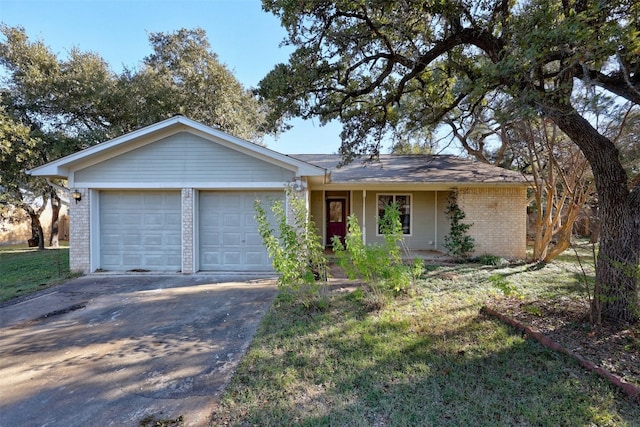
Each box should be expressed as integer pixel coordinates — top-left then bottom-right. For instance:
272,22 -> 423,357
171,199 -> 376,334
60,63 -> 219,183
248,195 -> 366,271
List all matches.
27,207 -> 45,251
49,190 -> 60,248
550,109 -> 640,324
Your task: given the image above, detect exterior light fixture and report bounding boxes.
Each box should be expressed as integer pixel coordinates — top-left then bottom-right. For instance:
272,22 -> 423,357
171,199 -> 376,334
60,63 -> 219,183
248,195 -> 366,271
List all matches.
292,177 -> 304,192
72,190 -> 82,203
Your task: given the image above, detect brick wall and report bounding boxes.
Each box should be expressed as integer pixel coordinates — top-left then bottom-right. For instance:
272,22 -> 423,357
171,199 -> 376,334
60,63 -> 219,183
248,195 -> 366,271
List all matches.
181,188 -> 195,274
69,188 -> 91,273
457,186 -> 528,259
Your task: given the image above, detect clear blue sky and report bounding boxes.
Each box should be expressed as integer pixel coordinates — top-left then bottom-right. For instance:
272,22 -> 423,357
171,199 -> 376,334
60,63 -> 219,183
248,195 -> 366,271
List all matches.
0,0 -> 343,154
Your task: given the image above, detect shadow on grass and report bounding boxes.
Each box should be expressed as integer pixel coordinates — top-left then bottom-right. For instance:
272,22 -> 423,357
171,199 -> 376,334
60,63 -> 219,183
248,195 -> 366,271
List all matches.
213,288 -> 639,427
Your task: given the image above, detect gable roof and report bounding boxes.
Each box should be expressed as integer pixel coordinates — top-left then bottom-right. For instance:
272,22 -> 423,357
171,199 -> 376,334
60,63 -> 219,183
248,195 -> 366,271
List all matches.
27,115 -> 326,178
290,154 -> 528,185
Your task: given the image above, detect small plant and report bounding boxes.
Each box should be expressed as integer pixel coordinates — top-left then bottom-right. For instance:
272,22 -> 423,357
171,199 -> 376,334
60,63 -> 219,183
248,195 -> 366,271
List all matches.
522,304 -> 543,317
333,203 -> 423,297
254,187 -> 328,309
475,254 -> 507,266
489,273 -> 519,297
443,190 -> 475,259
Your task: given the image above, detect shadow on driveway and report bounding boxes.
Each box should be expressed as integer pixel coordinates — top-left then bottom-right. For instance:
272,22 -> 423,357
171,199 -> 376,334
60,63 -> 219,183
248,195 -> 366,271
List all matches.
0,274 -> 278,427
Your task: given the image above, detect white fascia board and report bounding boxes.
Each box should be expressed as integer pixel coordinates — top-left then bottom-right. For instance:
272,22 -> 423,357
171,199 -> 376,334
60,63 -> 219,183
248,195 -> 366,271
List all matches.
27,163 -> 70,178
72,181 -> 292,190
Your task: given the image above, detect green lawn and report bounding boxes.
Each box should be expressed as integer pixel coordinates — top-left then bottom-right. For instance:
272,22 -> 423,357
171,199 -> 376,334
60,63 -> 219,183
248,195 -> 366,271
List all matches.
0,243 -> 76,302
211,252 -> 639,426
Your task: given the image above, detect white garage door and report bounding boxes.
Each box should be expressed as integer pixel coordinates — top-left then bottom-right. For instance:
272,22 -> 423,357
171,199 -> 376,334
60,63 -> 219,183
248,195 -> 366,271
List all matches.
100,191 -> 182,271
199,191 -> 283,271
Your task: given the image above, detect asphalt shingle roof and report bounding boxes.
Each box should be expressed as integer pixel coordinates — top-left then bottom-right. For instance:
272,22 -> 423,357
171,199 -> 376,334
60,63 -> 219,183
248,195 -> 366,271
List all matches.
289,154 -> 527,184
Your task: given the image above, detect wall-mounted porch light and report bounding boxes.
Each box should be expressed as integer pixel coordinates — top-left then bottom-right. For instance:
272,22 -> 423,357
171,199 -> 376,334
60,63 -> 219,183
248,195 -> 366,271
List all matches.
72,190 -> 82,203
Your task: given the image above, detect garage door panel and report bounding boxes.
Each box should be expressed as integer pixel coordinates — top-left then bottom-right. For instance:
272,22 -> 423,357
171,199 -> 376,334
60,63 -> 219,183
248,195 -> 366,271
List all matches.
199,191 -> 282,271
222,214 -> 240,227
223,252 -> 242,265
222,232 -> 242,245
99,191 -> 181,271
120,213 -> 141,225
123,234 -> 142,245
245,233 -> 263,245
167,233 -> 182,246
201,252 -> 220,265
144,213 -> 165,225
245,251 -> 265,264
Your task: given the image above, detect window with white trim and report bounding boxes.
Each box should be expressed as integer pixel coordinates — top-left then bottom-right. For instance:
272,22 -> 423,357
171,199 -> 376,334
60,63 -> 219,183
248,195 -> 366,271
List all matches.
377,194 -> 411,235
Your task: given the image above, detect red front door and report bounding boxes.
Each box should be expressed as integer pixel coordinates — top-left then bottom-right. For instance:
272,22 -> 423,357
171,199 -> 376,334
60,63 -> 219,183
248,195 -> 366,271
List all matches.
326,199 -> 346,246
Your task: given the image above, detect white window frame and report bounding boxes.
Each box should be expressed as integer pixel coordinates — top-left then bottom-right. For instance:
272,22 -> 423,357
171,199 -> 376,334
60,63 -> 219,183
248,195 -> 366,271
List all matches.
376,193 -> 412,236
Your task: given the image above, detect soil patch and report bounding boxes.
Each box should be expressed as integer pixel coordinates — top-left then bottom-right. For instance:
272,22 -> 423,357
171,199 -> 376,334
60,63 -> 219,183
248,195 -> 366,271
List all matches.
489,296 -> 640,395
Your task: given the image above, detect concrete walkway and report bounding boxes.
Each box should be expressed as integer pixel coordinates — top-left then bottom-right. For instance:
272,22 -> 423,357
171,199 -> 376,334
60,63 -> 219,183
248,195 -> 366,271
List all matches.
0,274 -> 278,427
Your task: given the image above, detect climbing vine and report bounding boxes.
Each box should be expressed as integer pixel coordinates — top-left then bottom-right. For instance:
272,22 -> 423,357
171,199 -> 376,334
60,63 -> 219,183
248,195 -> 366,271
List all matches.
444,190 -> 475,259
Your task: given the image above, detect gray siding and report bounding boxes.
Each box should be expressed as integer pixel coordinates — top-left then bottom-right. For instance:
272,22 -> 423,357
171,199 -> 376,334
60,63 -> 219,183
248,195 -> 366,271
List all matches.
309,190 -> 324,243
74,132 -> 295,185
351,191 -> 364,225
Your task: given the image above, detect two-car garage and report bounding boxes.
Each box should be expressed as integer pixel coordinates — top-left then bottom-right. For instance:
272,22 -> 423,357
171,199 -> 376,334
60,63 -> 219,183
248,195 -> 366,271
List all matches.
27,116 -> 327,274
98,190 -> 282,273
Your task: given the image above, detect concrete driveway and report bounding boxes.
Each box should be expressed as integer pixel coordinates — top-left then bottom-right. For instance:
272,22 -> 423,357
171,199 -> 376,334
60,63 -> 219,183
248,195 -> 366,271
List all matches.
0,274 -> 278,427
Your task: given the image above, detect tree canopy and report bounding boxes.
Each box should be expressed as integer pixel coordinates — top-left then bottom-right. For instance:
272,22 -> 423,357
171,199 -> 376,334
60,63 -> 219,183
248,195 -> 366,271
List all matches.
258,0 -> 640,323
0,25 -> 269,246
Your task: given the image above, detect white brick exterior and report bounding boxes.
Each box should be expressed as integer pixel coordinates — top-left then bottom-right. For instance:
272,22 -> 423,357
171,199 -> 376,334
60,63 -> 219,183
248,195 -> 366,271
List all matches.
69,188 -> 91,273
181,188 -> 195,274
457,186 -> 528,259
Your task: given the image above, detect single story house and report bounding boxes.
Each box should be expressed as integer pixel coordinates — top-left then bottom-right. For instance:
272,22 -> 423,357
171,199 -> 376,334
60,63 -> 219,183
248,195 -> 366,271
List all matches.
28,115 -> 529,274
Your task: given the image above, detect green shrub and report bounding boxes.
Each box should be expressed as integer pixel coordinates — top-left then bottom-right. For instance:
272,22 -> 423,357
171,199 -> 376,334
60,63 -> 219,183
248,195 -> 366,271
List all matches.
332,203 -> 423,297
254,187 -> 328,309
444,190 -> 475,259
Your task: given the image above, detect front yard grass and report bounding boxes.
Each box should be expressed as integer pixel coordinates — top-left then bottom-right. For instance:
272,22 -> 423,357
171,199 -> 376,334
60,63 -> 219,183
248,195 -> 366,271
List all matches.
211,251 -> 639,426
0,243 -> 76,302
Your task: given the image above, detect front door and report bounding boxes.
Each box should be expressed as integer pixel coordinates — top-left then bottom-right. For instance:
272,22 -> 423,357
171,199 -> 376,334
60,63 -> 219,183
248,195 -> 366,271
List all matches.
326,199 -> 347,246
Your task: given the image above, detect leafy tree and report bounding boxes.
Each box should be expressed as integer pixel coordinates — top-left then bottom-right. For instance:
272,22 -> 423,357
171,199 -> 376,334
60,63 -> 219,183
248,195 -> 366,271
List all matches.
259,0 -> 640,323
511,119 -> 594,262
116,28 -> 268,141
0,108 -> 48,249
1,25 -> 269,246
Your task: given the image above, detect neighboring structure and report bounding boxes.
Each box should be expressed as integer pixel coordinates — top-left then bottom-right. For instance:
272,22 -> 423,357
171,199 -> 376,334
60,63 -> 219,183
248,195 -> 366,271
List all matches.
0,203 -> 69,245
28,116 -> 528,274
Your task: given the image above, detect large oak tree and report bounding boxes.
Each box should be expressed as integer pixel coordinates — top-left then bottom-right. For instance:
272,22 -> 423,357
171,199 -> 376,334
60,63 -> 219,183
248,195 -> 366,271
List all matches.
258,0 -> 640,323
1,26 -> 268,246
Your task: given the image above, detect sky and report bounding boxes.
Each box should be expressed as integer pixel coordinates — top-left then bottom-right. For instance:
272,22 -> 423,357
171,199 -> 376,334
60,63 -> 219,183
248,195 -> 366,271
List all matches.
0,0 -> 344,154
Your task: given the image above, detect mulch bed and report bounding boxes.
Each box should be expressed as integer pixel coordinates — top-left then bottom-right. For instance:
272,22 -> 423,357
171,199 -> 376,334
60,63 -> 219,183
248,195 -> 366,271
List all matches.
485,296 -> 640,401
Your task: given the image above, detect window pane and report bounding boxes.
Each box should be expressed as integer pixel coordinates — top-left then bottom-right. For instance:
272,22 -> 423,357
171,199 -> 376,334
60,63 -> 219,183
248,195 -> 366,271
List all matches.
329,201 -> 343,223
377,195 -> 411,235
401,214 -> 410,234
398,195 -> 410,234
377,195 -> 392,234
